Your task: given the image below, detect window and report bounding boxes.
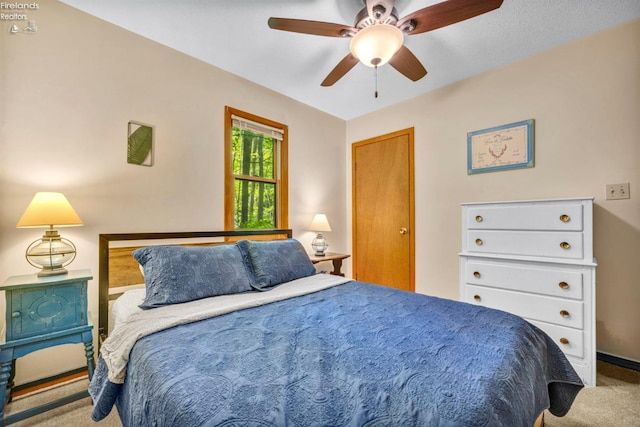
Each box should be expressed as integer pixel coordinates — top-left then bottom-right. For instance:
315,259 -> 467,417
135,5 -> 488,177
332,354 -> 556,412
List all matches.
225,107 -> 288,230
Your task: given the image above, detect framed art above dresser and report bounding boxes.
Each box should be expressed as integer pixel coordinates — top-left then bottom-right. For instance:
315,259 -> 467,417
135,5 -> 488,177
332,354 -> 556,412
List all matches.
459,197 -> 597,386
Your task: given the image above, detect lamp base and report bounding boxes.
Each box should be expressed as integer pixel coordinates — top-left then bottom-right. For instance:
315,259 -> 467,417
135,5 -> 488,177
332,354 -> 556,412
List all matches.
37,267 -> 69,277
25,229 -> 77,276
311,233 -> 329,257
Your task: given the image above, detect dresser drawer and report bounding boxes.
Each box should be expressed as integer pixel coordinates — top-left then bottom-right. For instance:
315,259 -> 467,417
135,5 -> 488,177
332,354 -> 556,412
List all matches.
466,230 -> 584,260
464,285 -> 584,329
467,202 -> 583,231
464,261 -> 583,300
6,283 -> 87,341
528,320 -> 584,359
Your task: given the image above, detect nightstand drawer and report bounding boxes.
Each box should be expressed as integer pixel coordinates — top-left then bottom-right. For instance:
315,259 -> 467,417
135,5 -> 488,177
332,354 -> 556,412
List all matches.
6,283 -> 87,341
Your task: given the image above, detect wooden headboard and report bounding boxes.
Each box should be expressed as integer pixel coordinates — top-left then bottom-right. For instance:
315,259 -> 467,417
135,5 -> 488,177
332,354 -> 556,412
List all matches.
98,229 -> 293,344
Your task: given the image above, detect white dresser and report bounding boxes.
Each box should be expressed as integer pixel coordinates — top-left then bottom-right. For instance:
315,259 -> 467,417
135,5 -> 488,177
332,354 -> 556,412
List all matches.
459,198 -> 597,386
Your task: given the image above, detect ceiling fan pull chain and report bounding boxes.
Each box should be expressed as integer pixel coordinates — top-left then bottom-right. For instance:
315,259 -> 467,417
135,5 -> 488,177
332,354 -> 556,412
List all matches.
374,65 -> 378,98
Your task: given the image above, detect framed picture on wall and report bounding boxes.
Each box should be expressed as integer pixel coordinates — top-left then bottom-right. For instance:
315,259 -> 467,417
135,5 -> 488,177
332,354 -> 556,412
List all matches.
127,121 -> 154,166
467,119 -> 534,174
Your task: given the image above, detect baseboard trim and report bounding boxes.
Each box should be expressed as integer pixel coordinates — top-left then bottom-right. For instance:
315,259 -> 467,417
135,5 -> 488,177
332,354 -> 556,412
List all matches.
12,367 -> 88,398
597,352 -> 640,372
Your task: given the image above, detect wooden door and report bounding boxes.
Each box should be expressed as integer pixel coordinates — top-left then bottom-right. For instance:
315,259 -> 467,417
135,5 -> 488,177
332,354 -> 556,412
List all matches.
352,128 -> 414,291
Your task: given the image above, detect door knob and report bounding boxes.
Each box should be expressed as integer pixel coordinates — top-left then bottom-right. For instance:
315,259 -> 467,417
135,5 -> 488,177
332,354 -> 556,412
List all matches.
400,228 -> 408,234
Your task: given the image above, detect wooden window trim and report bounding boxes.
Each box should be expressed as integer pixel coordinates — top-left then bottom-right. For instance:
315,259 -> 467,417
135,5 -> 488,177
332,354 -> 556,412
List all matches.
224,106 -> 288,230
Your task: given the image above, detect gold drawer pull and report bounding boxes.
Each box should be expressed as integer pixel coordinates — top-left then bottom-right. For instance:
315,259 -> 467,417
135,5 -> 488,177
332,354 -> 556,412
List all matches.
559,214 -> 571,223
559,338 -> 570,345
560,241 -> 571,250
473,271 -> 481,278
475,238 -> 483,246
11,311 -> 21,318
560,310 -> 570,318
474,295 -> 481,302
475,215 -> 483,222
558,281 -> 570,290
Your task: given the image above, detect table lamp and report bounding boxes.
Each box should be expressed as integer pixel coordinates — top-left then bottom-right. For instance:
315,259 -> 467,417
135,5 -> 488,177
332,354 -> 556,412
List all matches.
309,213 -> 331,256
16,192 -> 83,276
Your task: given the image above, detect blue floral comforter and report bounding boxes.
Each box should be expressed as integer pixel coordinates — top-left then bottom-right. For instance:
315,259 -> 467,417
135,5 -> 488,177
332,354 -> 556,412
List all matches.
89,280 -> 583,426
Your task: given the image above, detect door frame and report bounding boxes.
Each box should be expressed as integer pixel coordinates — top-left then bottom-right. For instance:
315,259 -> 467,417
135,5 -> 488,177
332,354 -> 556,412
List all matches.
351,127 -> 415,291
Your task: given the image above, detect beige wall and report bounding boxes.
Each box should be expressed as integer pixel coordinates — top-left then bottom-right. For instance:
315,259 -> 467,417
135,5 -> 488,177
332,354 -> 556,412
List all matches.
347,19 -> 640,363
0,2 -> 347,384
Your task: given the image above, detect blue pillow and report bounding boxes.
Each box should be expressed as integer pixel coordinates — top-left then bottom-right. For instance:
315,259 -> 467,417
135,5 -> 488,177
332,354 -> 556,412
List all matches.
237,239 -> 316,290
133,244 -> 254,309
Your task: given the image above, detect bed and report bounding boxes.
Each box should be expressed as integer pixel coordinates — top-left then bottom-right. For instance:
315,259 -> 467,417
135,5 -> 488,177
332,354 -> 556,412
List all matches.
89,229 -> 583,426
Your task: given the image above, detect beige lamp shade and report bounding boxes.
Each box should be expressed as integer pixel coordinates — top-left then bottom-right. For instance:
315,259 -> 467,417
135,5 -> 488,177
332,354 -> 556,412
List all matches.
309,214 -> 331,232
17,192 -> 83,228
350,24 -> 404,67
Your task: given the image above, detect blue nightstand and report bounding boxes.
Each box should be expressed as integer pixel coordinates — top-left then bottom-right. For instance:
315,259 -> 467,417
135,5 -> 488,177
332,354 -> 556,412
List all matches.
0,269 -> 94,425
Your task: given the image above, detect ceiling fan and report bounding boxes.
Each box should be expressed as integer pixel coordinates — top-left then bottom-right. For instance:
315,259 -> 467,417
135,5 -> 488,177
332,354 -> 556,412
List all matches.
268,0 -> 504,87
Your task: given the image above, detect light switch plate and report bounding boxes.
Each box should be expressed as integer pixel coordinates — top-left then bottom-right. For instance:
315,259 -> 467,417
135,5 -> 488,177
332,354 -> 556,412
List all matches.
605,183 -> 630,200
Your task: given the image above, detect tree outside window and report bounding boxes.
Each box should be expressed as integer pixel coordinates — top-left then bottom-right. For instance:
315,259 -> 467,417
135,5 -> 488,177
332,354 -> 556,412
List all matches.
225,107 -> 288,230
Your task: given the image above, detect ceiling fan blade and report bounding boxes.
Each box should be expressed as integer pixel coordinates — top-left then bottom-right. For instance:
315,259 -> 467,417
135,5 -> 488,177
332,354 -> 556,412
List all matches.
268,17 -> 356,37
321,54 -> 359,86
398,0 -> 503,36
388,45 -> 427,82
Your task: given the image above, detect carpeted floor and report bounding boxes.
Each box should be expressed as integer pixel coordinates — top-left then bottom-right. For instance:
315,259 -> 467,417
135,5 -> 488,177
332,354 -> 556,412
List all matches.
544,361 -> 640,426
4,361 -> 639,426
3,380 -> 119,427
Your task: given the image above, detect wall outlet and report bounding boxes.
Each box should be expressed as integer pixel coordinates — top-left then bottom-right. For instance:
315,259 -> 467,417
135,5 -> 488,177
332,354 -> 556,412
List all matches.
605,183 -> 630,200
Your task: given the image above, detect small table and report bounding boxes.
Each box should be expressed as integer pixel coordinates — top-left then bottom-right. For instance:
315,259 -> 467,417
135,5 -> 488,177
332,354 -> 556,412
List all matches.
0,269 -> 94,425
309,252 -> 350,277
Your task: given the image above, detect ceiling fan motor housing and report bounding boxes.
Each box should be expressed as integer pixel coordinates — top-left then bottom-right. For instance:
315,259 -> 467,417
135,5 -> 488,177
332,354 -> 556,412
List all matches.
355,4 -> 399,29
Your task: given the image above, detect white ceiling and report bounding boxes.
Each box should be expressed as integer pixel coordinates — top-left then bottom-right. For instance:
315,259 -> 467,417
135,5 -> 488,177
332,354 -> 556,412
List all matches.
59,0 -> 640,120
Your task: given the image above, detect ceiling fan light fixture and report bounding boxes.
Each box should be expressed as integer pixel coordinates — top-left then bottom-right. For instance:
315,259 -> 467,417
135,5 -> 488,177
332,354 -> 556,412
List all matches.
349,24 -> 403,67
